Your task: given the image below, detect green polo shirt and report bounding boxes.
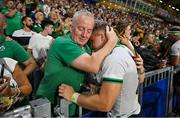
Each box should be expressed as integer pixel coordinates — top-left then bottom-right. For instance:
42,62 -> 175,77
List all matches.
1,8 -> 23,36
36,34 -> 91,116
0,35 -> 30,63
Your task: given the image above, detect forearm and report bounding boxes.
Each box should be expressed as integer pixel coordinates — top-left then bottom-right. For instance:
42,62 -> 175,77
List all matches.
6,9 -> 17,18
77,94 -> 110,112
19,85 -> 32,96
24,62 -> 36,75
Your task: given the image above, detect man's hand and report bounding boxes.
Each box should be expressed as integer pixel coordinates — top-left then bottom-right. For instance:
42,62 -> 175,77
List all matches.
119,36 -> 129,46
0,76 -> 12,97
106,26 -> 118,45
133,54 -> 145,83
58,84 -> 75,101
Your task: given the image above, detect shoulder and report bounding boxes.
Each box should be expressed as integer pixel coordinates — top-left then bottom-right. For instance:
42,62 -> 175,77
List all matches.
3,57 -> 17,72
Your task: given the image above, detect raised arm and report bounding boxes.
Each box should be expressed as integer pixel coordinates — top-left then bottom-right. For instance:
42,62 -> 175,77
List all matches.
71,26 -> 118,73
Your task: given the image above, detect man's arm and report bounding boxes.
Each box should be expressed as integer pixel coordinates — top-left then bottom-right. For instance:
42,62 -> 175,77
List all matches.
170,55 -> 179,66
23,57 -> 36,75
13,64 -> 32,96
71,27 -> 118,73
59,82 -> 122,112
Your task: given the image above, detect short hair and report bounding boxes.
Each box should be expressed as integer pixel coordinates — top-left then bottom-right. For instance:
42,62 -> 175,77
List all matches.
72,9 -> 94,25
41,20 -> 54,30
168,26 -> 180,35
115,21 -> 130,36
93,19 -> 108,32
21,16 -> 30,23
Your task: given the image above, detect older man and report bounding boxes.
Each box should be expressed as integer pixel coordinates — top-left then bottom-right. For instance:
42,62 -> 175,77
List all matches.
59,20 -> 144,117
36,10 -> 117,116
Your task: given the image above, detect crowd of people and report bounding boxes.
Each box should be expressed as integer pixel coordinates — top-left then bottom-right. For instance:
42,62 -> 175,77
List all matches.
0,0 -> 179,117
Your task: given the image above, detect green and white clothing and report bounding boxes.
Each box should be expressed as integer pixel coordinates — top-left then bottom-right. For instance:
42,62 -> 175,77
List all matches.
0,58 -> 18,113
95,45 -> 140,117
36,34 -> 91,116
0,35 -> 30,63
170,40 -> 180,57
1,8 -> 23,36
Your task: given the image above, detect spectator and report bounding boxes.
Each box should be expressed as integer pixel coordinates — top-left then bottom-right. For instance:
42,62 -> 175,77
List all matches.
1,0 -> 25,36
59,20 -> 143,117
36,10 -> 117,116
12,16 -> 36,49
0,57 -> 32,113
32,11 -> 44,33
0,13 -> 36,76
28,19 -> 54,67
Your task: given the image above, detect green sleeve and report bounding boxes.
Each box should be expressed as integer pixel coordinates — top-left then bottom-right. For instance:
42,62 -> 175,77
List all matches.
1,8 -> 9,14
53,37 -> 85,65
12,41 -> 30,63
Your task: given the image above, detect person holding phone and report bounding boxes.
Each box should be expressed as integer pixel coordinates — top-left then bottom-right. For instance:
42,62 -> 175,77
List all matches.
0,57 -> 32,113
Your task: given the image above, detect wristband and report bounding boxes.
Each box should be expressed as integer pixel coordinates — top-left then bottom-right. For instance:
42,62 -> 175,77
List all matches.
71,92 -> 80,103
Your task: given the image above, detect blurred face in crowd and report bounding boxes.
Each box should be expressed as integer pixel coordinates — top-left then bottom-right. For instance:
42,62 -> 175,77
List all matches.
147,34 -> 155,44
168,34 -> 180,41
155,30 -> 160,37
45,25 -> 54,35
124,25 -> 131,37
91,29 -> 107,51
23,17 -> 34,29
49,11 -> 59,22
6,0 -> 14,9
35,12 -> 44,22
70,15 -> 94,47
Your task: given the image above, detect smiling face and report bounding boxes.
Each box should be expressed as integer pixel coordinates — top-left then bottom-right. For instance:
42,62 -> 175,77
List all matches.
70,15 -> 94,47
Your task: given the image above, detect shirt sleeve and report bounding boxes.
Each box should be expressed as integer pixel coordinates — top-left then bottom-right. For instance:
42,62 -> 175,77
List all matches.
28,35 -> 36,49
4,57 -> 17,72
12,41 -> 30,63
170,44 -> 180,56
53,38 -> 85,65
101,56 -> 127,84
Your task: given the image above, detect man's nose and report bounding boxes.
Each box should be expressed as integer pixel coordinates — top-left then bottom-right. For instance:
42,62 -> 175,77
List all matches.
82,30 -> 87,37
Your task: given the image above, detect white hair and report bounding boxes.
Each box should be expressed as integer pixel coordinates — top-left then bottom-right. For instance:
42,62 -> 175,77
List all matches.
72,9 -> 94,25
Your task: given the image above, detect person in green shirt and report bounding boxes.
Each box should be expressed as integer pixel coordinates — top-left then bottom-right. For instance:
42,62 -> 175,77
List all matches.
32,11 -> 44,33
0,13 -> 36,76
1,0 -> 25,36
36,9 -> 118,116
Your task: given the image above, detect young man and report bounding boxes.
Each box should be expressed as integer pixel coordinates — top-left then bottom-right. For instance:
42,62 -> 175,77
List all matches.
12,16 -> 36,49
168,26 -> 180,95
27,20 -> 54,62
36,10 -> 117,116
59,20 -> 144,117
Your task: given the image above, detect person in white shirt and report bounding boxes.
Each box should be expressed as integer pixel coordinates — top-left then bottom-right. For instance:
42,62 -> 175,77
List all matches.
28,20 -> 54,62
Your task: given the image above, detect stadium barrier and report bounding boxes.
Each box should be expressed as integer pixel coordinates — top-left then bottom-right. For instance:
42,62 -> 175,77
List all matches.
1,66 -> 179,117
